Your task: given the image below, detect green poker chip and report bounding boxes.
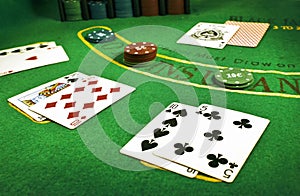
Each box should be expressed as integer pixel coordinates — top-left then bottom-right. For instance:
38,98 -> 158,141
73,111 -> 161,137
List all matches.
226,82 -> 253,89
63,0 -> 81,9
85,29 -> 116,43
65,14 -> 82,21
214,67 -> 254,86
213,78 -> 253,89
65,8 -> 82,15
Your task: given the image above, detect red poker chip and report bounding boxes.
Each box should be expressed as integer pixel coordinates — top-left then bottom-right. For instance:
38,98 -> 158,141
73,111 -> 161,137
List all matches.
124,42 -> 157,63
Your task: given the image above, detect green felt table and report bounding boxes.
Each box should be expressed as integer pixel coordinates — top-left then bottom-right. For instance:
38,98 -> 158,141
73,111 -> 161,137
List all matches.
1,0 -> 299,195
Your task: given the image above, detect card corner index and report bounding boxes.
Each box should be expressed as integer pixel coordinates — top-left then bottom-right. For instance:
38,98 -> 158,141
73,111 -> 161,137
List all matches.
168,102 -> 181,106
198,103 -> 210,108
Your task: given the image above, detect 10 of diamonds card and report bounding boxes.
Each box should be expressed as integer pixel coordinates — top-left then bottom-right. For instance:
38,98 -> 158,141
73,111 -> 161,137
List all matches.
8,72 -> 89,122
29,75 -> 135,129
153,104 -> 270,182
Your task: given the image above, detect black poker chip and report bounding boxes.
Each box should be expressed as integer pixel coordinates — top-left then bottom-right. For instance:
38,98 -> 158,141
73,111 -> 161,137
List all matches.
88,1 -> 107,19
114,0 -> 133,18
85,29 -> 116,43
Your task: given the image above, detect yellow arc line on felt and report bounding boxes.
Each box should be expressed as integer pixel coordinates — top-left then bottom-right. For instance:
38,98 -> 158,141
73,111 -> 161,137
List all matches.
77,26 -> 300,99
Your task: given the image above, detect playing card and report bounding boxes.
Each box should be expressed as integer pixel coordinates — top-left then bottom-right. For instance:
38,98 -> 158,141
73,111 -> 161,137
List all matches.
225,21 -> 270,47
29,76 -> 135,129
8,72 -> 89,122
120,102 -> 200,178
177,22 -> 240,49
0,41 -> 57,57
154,104 -> 270,182
0,44 -> 69,76
139,160 -> 221,182
0,42 -> 57,74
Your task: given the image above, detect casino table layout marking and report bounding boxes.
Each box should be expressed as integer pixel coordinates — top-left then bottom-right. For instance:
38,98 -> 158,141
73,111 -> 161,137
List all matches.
77,26 -> 300,99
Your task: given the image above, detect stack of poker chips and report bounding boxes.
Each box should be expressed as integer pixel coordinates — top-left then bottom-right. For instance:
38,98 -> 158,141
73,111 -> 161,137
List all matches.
140,0 -> 159,16
114,0 -> 133,18
58,0 -> 191,21
213,68 -> 254,89
132,0 -> 141,17
84,29 -> 116,43
123,42 -> 158,65
88,0 -> 107,19
106,0 -> 115,18
158,0 -> 167,15
184,0 -> 190,14
167,0 -> 185,15
63,0 -> 83,21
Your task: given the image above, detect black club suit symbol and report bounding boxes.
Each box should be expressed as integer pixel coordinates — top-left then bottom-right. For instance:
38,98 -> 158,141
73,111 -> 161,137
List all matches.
174,143 -> 194,155
204,130 -> 223,141
207,154 -> 228,168
196,110 -> 204,115
203,111 -> 221,120
233,119 -> 252,129
229,162 -> 238,169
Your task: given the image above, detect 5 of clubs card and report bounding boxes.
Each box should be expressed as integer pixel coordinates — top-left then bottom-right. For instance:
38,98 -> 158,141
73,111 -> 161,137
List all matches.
154,104 -> 270,182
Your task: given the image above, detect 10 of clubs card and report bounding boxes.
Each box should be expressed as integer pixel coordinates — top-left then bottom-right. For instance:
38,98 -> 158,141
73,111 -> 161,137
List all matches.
154,104 -> 270,182
177,22 -> 240,49
120,102 -> 200,178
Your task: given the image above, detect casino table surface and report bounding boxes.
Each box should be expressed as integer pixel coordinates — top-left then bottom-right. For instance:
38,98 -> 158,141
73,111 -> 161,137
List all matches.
0,0 -> 299,195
